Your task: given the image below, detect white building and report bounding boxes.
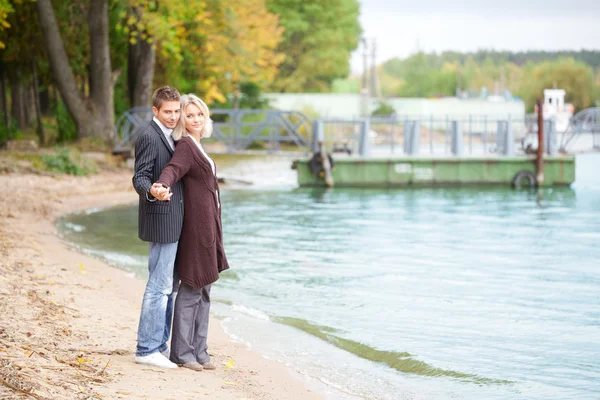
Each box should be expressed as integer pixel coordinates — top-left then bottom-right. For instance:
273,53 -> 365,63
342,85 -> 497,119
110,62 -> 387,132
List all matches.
542,89 -> 574,132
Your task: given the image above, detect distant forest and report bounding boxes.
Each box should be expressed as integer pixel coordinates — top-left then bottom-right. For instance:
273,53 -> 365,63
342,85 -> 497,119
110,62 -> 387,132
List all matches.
335,50 -> 600,112
424,50 -> 600,69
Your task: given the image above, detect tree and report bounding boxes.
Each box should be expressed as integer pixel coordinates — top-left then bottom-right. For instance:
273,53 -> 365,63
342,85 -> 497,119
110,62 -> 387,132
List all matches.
120,0 -> 283,106
0,0 -> 46,139
36,0 -> 115,140
201,0 -> 284,103
117,0 -> 159,108
516,58 -> 596,111
0,0 -> 15,49
267,0 -> 361,92
147,0 -> 283,104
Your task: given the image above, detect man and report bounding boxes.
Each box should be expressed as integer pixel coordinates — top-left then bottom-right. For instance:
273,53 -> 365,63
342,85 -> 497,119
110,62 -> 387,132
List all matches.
132,86 -> 184,369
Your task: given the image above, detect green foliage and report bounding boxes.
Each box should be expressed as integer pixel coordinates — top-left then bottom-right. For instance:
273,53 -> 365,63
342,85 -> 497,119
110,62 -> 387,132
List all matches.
284,105 -> 320,142
213,82 -> 272,110
332,78 -> 360,93
389,53 -> 458,98
299,105 -> 321,119
238,82 -> 271,109
113,72 -> 130,118
371,101 -> 395,117
378,50 -> 600,111
55,101 -> 77,143
0,0 -> 15,49
108,0 -> 129,70
267,0 -> 362,92
0,116 -> 22,146
41,147 -> 97,176
448,49 -> 600,69
132,0 -> 284,104
246,140 -> 267,150
516,58 -> 597,112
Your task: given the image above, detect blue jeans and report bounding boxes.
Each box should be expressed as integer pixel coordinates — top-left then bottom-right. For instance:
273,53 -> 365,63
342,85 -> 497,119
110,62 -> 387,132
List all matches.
136,241 -> 179,357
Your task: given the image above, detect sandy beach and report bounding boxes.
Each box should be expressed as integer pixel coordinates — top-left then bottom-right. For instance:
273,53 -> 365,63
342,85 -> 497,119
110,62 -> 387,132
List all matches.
0,154 -> 321,400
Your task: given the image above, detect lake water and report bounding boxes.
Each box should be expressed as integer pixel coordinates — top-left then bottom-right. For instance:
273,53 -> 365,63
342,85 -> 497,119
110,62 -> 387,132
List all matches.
58,153 -> 600,400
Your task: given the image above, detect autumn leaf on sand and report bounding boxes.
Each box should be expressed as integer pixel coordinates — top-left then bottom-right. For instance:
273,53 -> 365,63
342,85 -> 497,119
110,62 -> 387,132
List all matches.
76,357 -> 91,365
224,359 -> 235,369
79,264 -> 87,274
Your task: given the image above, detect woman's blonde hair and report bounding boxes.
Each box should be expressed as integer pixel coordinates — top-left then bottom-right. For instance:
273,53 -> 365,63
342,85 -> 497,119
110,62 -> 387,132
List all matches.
172,94 -> 213,141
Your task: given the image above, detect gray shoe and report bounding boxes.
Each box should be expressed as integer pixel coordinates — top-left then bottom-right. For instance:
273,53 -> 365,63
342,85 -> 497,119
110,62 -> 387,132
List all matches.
201,361 -> 217,370
182,362 -> 204,371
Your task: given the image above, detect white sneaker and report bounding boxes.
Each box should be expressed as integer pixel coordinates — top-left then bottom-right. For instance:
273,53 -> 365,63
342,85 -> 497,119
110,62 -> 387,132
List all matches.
135,352 -> 178,369
160,348 -> 170,359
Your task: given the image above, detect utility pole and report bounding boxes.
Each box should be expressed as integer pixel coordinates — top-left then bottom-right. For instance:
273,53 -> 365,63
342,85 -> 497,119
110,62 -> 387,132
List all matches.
456,64 -> 462,98
536,98 -> 544,186
370,38 -> 381,99
360,37 -> 370,117
500,65 -> 506,96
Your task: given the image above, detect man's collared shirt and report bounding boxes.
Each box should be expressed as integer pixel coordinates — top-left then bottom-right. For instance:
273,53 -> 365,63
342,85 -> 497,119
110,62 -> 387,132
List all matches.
146,117 -> 175,202
153,116 -> 175,151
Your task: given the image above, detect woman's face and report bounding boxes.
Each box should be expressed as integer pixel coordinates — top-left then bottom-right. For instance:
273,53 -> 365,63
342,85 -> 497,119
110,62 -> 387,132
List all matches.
184,103 -> 206,136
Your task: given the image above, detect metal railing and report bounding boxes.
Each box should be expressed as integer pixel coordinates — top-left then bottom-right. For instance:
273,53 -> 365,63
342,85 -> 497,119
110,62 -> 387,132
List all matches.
560,107 -> 600,151
210,109 -> 310,152
114,107 -> 600,156
314,115 -> 540,157
114,108 -> 311,154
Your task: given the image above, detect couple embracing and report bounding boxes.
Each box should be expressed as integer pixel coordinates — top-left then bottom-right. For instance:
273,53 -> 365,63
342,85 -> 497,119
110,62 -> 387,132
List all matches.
132,86 -> 229,371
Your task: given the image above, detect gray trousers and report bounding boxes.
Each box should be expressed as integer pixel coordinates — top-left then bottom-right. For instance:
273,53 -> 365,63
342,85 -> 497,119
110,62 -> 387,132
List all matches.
170,283 -> 211,364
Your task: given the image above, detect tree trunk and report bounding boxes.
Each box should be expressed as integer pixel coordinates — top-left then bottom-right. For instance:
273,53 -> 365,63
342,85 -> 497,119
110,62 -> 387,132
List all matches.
32,61 -> 45,145
39,87 -> 49,114
36,0 -> 88,131
127,37 -> 140,107
24,84 -> 33,126
36,0 -> 115,141
128,23 -> 155,107
0,64 -> 8,127
233,83 -> 241,110
10,74 -> 26,129
88,0 -> 114,139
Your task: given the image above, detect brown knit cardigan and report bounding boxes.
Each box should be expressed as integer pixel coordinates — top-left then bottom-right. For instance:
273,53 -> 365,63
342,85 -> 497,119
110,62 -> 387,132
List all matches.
157,136 -> 229,289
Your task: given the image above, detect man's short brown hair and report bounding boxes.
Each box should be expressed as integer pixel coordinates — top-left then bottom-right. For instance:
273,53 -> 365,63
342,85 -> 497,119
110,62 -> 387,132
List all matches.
152,86 -> 181,110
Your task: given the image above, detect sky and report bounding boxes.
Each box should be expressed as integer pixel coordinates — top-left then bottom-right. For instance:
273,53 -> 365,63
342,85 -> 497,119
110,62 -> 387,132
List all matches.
350,0 -> 600,73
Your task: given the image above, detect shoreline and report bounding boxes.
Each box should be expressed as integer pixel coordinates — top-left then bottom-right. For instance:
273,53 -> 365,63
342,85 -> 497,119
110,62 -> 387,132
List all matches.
0,162 -> 322,399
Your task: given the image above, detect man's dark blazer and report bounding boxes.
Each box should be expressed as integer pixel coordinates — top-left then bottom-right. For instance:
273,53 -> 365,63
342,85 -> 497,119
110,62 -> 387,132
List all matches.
132,120 -> 184,243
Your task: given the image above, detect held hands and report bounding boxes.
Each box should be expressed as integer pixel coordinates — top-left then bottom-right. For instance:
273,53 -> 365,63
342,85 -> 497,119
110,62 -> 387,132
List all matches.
150,182 -> 173,201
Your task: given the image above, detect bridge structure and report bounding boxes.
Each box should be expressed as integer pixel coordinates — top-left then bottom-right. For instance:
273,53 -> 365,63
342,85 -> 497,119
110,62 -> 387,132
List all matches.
113,107 -> 311,155
113,107 -> 600,157
560,107 -> 600,152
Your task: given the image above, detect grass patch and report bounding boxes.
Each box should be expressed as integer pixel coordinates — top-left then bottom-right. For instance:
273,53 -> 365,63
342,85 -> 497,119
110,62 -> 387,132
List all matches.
8,148 -> 97,176
41,147 -> 97,176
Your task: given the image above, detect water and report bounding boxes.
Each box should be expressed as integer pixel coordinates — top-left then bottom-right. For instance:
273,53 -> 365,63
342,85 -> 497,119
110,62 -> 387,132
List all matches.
58,154 -> 600,400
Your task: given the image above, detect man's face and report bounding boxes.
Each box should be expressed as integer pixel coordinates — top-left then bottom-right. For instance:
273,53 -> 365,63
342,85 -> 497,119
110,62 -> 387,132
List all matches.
153,100 -> 181,129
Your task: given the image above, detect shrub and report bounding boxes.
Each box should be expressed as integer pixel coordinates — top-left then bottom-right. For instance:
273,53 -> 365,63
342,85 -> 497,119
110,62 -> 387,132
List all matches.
41,147 -> 97,176
0,116 -> 22,147
371,100 -> 396,117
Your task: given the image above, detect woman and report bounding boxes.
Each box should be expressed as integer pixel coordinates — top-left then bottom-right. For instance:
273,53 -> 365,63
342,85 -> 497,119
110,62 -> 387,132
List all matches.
155,94 -> 230,371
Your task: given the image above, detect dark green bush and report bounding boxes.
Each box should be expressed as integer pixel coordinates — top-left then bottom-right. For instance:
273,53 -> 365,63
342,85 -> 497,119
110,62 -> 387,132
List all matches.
41,147 -> 97,176
371,100 -> 396,117
0,116 -> 22,147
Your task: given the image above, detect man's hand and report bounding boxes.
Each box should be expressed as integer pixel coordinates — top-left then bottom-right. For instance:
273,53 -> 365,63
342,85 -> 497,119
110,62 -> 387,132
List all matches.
149,183 -> 173,201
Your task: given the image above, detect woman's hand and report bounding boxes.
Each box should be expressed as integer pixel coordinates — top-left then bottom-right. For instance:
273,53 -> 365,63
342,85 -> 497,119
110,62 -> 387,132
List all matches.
150,183 -> 173,201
